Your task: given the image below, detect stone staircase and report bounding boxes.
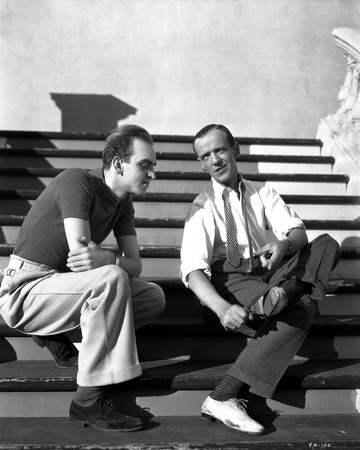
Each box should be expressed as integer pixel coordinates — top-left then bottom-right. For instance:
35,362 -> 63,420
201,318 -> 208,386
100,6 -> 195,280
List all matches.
0,130 -> 359,449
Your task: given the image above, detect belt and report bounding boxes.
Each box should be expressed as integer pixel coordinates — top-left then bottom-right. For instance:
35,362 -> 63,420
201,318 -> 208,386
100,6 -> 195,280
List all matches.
6,255 -> 53,276
1,255 -> 55,294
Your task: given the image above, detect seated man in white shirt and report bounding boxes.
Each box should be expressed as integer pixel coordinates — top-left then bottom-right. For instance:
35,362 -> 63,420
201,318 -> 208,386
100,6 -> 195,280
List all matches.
180,124 -> 340,435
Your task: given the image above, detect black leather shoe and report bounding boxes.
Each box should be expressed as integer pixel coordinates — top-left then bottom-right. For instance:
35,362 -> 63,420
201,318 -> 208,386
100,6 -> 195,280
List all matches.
32,333 -> 78,368
70,398 -> 145,432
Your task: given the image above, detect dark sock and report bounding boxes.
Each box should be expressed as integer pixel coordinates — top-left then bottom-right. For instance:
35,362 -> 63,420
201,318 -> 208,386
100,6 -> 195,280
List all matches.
73,386 -> 104,407
210,375 -> 248,402
279,279 -> 310,303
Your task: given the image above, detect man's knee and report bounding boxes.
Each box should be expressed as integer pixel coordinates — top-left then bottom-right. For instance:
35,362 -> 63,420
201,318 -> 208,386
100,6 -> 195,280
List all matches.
89,265 -> 130,303
311,233 -> 341,267
130,279 -> 166,314
106,265 -> 130,284
131,281 -> 166,329
312,233 -> 340,251
89,265 -> 129,285
146,283 -> 166,316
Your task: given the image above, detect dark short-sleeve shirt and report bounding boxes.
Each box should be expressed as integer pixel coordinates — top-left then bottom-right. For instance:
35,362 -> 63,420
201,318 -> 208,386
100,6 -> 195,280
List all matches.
14,168 -> 136,271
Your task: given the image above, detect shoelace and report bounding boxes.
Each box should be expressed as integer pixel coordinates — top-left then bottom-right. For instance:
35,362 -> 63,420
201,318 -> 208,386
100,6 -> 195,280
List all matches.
232,398 -> 248,412
96,398 -> 124,417
233,398 -> 283,418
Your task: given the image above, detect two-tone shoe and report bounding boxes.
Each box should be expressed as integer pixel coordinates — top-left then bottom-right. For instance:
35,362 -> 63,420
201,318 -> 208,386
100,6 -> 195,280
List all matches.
201,396 -> 265,435
263,286 -> 288,316
251,286 -> 288,318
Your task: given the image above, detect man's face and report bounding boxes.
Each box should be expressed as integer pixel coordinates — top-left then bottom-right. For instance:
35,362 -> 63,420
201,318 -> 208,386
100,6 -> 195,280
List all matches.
121,138 -> 157,195
194,129 -> 239,189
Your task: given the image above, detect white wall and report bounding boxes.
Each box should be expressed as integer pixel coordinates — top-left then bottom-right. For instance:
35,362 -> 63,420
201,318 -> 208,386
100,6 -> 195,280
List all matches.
0,0 -> 359,138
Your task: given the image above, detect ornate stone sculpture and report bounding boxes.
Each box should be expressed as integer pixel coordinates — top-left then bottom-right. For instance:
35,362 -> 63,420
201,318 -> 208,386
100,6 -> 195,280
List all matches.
317,28 -> 360,195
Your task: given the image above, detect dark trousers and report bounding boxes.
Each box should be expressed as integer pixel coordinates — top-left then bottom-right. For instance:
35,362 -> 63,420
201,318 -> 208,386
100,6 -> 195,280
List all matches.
203,234 -> 341,398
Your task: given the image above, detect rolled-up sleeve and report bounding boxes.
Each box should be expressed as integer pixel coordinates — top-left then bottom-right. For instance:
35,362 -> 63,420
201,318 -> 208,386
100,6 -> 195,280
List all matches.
180,202 -> 215,287
260,183 -> 305,240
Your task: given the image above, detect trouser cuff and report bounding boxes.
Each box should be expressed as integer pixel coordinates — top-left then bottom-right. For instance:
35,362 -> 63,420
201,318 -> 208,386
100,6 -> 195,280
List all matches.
77,363 -> 142,387
227,368 -> 276,399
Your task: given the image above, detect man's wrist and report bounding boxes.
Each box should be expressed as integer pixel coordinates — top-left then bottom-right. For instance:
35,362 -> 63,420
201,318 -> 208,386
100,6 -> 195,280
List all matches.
216,300 -> 231,319
113,252 -> 120,266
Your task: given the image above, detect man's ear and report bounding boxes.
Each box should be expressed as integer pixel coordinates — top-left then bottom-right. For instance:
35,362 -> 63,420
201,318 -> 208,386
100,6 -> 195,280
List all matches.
113,157 -> 123,175
234,142 -> 241,158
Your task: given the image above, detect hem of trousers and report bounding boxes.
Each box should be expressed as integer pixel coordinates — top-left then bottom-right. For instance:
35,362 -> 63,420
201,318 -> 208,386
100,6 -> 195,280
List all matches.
2,321 -> 81,336
0,307 -> 82,336
76,363 -> 142,387
226,367 -> 276,399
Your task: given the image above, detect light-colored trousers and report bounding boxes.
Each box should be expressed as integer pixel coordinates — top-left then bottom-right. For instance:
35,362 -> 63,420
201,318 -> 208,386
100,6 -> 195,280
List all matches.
0,255 -> 166,387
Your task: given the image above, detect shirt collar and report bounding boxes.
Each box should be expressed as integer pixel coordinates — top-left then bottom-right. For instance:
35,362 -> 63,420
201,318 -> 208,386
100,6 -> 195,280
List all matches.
211,173 -> 244,198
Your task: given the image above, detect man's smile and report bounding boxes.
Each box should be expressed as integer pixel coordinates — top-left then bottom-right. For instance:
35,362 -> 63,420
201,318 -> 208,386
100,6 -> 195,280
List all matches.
214,164 -> 226,173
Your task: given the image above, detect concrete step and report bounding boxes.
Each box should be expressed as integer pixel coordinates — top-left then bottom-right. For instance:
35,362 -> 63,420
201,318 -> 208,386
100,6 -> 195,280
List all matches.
2,315 -> 360,362
137,255 -> 360,279
1,229 -> 359,251
147,178 -> 348,196
1,389 -> 359,421
153,277 -> 360,316
0,258 -> 357,281
0,245 -> 358,278
0,148 -> 333,174
152,277 -> 360,317
0,130 -> 323,155
4,331 -> 360,363
158,139 -> 323,156
1,215 -> 358,245
4,197 -> 356,222
133,200 -> 359,221
0,168 -> 349,196
0,157 -> 333,175
1,192 -> 358,221
0,359 -> 359,418
149,277 -> 360,316
0,274 -> 358,320
0,414 -> 359,449
0,228 -> 356,250
136,228 -> 359,249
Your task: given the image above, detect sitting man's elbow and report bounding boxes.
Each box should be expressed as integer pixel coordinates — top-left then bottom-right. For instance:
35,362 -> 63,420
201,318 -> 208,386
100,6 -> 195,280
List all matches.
134,260 -> 142,278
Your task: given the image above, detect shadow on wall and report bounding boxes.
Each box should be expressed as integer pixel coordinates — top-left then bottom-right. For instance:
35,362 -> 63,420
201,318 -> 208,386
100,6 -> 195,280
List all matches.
50,93 -> 137,133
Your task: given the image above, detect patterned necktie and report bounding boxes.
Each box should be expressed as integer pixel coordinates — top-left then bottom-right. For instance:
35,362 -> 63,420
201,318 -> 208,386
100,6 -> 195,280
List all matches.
223,184 -> 255,271
240,183 -> 255,272
223,192 -> 241,268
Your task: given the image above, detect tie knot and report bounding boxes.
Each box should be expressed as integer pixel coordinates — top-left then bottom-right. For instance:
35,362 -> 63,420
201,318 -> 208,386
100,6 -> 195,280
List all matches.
222,192 -> 230,203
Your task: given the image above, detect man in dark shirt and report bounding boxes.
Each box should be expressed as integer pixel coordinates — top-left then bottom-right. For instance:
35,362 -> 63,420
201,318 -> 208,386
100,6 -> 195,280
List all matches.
0,125 -> 165,432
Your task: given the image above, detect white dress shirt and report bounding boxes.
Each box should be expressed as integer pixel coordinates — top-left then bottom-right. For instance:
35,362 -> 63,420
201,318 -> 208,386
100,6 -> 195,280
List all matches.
180,175 -> 305,286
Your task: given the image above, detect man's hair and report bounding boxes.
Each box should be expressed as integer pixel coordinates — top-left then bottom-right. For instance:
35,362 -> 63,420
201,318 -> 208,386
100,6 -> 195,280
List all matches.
193,124 -> 235,153
103,124 -> 153,169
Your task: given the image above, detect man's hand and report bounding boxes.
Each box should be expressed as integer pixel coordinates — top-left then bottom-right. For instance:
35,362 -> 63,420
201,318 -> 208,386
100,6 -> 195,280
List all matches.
218,303 -> 254,332
254,240 -> 289,272
67,237 -> 114,272
188,270 -> 254,332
